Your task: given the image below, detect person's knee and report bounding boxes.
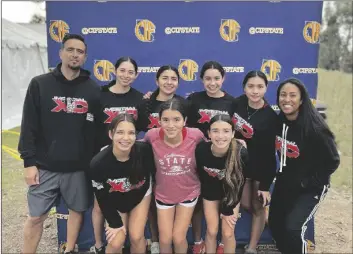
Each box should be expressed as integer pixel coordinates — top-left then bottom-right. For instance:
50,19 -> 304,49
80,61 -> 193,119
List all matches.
129,231 -> 144,245
221,227 -> 235,240
285,220 -> 301,236
110,240 -> 124,251
206,225 -> 218,239
241,200 -> 252,212
172,231 -> 186,246
159,232 -> 173,245
251,199 -> 265,216
27,214 -> 48,227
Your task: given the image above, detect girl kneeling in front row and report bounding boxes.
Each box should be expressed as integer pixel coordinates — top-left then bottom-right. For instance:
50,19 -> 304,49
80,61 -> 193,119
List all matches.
89,114 -> 155,254
196,114 -> 248,254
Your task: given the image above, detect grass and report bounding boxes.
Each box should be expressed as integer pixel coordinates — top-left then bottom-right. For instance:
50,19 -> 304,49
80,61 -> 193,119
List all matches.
1,127 -> 23,191
2,70 -> 352,191
317,69 -> 352,190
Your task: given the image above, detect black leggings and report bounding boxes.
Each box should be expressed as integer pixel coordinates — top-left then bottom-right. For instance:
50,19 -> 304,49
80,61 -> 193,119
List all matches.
269,185 -> 328,254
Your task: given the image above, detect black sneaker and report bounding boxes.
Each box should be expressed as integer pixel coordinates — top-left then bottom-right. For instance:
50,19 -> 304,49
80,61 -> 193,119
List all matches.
95,245 -> 106,254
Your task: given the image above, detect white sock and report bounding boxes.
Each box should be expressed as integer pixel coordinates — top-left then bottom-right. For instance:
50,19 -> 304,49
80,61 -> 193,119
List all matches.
194,239 -> 203,245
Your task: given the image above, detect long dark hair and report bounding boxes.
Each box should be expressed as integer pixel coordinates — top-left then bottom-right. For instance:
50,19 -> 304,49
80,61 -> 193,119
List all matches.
108,113 -> 143,184
149,65 -> 180,102
242,70 -> 268,88
114,56 -> 138,74
146,65 -> 180,117
158,97 -> 187,120
200,61 -> 225,79
276,78 -> 334,139
209,114 -> 244,206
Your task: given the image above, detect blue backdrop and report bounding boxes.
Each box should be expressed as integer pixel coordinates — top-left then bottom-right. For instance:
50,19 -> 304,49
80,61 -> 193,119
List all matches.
46,1 -> 321,252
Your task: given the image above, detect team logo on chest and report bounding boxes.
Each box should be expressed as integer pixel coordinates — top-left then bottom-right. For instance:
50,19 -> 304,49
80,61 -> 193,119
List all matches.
148,113 -> 160,129
232,113 -> 254,139
276,136 -> 300,158
204,166 -> 225,180
198,109 -> 229,123
51,97 -> 88,114
106,178 -> 145,193
104,107 -> 138,124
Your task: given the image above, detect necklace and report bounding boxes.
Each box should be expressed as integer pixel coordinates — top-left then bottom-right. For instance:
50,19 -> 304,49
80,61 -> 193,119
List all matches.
211,144 -> 227,157
247,105 -> 260,120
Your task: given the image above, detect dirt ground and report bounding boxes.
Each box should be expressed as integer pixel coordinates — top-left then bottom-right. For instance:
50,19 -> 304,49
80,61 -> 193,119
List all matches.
1,153 -> 352,253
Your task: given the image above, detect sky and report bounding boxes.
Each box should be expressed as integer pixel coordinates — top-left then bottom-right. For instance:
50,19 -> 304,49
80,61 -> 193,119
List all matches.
2,1 -> 46,23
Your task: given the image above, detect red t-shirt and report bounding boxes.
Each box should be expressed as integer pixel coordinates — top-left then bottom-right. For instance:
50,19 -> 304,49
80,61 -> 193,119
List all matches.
144,127 -> 204,204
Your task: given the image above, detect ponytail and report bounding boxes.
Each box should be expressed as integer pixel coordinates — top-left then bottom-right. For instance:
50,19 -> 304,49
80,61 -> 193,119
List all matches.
223,138 -> 244,206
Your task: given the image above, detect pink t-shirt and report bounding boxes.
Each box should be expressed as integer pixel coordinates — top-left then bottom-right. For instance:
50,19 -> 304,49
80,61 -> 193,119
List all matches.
144,127 -> 204,204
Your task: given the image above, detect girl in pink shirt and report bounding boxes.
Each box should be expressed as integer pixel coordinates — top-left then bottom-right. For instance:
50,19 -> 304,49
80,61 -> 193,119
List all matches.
144,98 -> 204,254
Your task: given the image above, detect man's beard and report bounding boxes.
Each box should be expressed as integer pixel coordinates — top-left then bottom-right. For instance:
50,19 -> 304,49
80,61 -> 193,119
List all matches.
68,64 -> 81,71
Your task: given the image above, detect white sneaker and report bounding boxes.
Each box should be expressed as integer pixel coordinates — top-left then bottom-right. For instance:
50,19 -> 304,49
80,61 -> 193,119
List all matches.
245,247 -> 257,254
150,242 -> 160,254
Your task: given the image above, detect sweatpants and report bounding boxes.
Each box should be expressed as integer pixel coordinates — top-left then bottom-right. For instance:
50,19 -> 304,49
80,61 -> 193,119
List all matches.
268,184 -> 328,254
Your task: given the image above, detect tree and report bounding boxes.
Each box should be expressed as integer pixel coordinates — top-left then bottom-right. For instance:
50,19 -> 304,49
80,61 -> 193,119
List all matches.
30,13 -> 45,24
319,14 -> 342,70
319,2 -> 352,73
336,2 -> 353,73
30,0 -> 46,24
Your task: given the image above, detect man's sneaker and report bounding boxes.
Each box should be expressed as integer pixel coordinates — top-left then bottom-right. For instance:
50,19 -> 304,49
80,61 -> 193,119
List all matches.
150,241 -> 160,254
95,245 -> 106,254
216,242 -> 224,254
192,240 -> 206,254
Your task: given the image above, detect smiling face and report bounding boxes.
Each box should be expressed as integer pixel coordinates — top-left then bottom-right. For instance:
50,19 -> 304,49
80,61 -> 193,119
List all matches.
156,69 -> 179,96
109,120 -> 136,153
278,83 -> 302,119
59,38 -> 87,71
202,68 -> 224,96
116,61 -> 138,88
160,109 -> 185,140
244,76 -> 267,104
208,120 -> 234,150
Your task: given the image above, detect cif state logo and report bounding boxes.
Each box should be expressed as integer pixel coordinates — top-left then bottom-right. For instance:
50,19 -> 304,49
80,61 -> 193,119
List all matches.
93,60 -> 115,82
261,59 -> 281,82
49,20 -> 70,42
303,21 -> 321,44
220,19 -> 241,42
178,59 -> 198,81
135,19 -> 156,42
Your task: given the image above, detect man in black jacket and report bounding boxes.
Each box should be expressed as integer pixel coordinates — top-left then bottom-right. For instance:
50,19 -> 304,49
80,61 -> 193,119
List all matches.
18,34 -> 101,254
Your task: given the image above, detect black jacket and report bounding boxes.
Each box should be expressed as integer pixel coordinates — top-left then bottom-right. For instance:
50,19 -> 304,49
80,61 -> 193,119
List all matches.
275,112 -> 340,195
18,63 -> 101,172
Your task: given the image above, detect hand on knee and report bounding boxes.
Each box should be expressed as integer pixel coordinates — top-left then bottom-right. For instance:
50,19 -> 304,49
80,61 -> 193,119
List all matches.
108,232 -> 126,251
